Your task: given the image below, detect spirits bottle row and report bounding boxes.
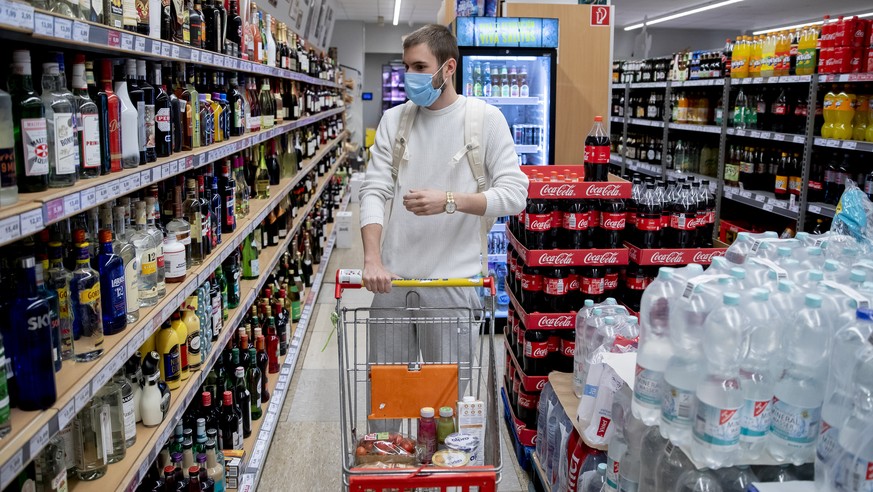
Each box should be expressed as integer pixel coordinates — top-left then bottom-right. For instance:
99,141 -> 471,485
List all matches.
0,48 -> 342,207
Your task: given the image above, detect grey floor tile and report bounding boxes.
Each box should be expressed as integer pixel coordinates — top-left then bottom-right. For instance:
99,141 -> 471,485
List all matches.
259,421 -> 345,491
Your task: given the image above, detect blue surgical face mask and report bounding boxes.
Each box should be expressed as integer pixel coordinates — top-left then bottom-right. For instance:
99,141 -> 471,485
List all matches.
404,60 -> 449,107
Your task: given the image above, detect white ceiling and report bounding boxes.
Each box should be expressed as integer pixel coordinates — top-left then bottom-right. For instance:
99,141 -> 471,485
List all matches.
615,0 -> 873,32
335,0 -> 441,24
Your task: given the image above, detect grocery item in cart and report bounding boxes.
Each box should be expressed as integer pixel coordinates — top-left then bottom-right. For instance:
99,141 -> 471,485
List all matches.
354,432 -> 417,466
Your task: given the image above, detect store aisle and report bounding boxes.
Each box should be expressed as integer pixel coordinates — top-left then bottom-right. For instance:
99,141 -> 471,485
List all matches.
260,203 -> 530,491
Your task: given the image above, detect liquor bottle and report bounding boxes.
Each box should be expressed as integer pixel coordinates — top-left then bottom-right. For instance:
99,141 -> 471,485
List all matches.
264,312 -> 280,371
266,139 -> 280,185
41,62 -> 79,188
97,229 -> 128,335
124,356 -> 142,424
112,206 -> 140,323
226,75 -> 243,137
226,0 -> 242,54
92,375 -> 125,463
210,176 -> 222,248
301,237 -> 314,287
137,60 -> 157,163
169,311 -> 190,382
132,201 -> 159,307
152,63 -> 172,158
45,242 -> 75,362
165,63 -> 183,154
234,367 -> 251,437
202,0 -> 216,52
124,60 -> 147,166
234,155 -> 249,218
69,242 -> 105,363
246,346 -> 262,420
114,63 -> 140,169
96,60 -> 121,174
205,439 -> 225,489
242,232 -> 260,279
141,351 -> 164,425
209,93 -> 223,143
113,370 -> 136,447
72,55 -> 102,179
288,270 -> 302,323
0,333 -> 10,438
199,94 -> 212,147
156,321 -> 182,389
224,250 -> 241,309
255,145 -> 270,199
220,390 -> 241,449
72,396 -> 110,480
182,296 -> 203,372
184,178 -> 205,265
189,0 -> 203,48
33,434 -> 67,491
218,160 -> 236,233
183,64 -> 201,149
145,196 -> 166,297
197,175 -> 212,256
167,177 -> 193,266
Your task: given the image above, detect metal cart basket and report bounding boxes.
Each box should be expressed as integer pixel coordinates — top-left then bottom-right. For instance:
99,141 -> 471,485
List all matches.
334,269 -> 503,492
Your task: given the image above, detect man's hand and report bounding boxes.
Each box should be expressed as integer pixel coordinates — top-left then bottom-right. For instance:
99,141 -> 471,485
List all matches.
402,189 -> 447,216
363,260 -> 398,294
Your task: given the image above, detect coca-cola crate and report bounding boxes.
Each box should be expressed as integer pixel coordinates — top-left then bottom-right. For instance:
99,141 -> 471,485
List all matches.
506,282 -> 577,331
505,340 -> 549,393
521,166 -> 632,200
624,242 -> 727,266
507,228 -> 629,267
506,389 -> 538,447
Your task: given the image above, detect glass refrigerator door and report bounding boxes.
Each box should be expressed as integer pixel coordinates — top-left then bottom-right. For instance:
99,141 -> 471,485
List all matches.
462,53 -> 553,165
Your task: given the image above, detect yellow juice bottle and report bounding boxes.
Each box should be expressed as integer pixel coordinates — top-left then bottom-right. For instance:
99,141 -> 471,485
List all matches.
156,320 -> 182,390
732,37 -> 746,78
822,91 -> 837,138
761,33 -> 775,77
853,95 -> 868,141
170,311 -> 190,381
833,90 -> 855,141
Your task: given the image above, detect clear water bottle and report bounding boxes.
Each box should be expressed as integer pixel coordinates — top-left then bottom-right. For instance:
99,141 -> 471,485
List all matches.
714,466 -> 759,492
770,279 -> 799,319
828,346 -> 873,492
768,294 -> 831,465
583,463 -> 607,492
605,401 -> 629,492
755,464 -> 797,482
799,246 -> 826,271
639,425 -> 667,492
674,468 -> 724,492
620,410 -> 646,492
633,268 -> 679,425
575,299 -> 598,396
691,292 -> 745,468
822,259 -> 844,282
655,440 -> 693,492
739,288 -> 782,461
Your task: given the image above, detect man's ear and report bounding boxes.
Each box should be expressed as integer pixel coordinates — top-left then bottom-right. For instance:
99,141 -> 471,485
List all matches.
445,58 -> 457,78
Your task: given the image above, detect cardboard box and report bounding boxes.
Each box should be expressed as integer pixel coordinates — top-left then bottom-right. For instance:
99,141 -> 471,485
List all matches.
336,211 -> 353,249
223,449 -> 246,486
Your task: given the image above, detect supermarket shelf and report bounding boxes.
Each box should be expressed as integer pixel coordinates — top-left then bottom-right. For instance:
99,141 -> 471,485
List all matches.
668,122 -> 722,134
0,107 -> 345,248
807,202 -> 837,218
629,118 -> 665,128
67,154 -> 347,492
722,186 -> 800,219
473,96 -> 540,106
515,145 -> 539,154
664,169 -> 718,190
818,73 -> 873,83
731,75 -> 813,85
0,134 -> 348,491
814,137 -> 873,153
239,195 -> 349,490
0,6 -> 341,88
609,115 -> 624,124
628,81 -> 667,89
671,78 -> 725,87
620,156 -> 662,178
727,128 -> 807,144
612,83 -> 627,90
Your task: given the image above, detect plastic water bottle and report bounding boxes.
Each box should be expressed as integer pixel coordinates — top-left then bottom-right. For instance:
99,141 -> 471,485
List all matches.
633,268 -> 679,425
583,463 -> 607,492
739,288 -> 782,460
745,258 -> 778,289
579,315 -> 620,429
655,440 -> 693,491
770,279 -> 799,319
768,294 -> 831,465
727,267 -> 753,294
755,464 -> 797,482
800,246 -> 826,271
714,466 -> 759,492
575,299 -> 598,396
605,401 -> 628,492
708,256 -> 732,275
823,259 -> 844,282
619,410 -> 646,492
639,426 -> 666,492
830,348 -> 873,492
848,268 -> 867,289
725,232 -> 780,265
674,469 -> 724,492
691,292 -> 745,468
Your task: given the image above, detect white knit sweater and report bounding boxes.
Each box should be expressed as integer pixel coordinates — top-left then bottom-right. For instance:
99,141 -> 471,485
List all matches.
359,96 -> 528,279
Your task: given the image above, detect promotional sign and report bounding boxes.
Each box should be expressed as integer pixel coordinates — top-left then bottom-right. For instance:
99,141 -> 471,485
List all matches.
456,17 -> 559,48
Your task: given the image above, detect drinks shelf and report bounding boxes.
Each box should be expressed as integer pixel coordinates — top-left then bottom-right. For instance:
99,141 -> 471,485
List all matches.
813,137 -> 873,153
0,107 -> 346,248
629,118 -> 665,128
730,75 -> 813,85
612,83 -> 627,90
505,282 -> 577,332
727,128 -> 807,144
722,186 -> 800,220
671,78 -> 726,87
66,154 -> 349,492
0,133 -> 348,491
627,81 -> 667,89
609,116 -> 624,124
807,202 -> 836,218
473,96 -> 540,106
504,340 -> 547,395
507,228 -> 629,268
515,145 -> 540,154
818,72 -> 873,83
0,6 -> 342,89
611,155 -> 661,179
668,122 -> 722,134
624,242 -> 726,266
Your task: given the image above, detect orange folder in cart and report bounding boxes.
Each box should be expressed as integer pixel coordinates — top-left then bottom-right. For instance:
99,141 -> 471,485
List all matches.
368,364 -> 459,420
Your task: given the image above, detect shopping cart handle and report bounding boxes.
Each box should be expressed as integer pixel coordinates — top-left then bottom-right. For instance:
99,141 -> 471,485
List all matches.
335,269 -> 495,299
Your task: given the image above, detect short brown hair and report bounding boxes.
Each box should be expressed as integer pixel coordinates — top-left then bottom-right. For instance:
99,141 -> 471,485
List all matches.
403,24 -> 460,66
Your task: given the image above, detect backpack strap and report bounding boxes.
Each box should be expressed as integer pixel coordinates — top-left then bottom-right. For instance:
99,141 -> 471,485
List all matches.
464,97 -> 493,278
391,101 -> 419,185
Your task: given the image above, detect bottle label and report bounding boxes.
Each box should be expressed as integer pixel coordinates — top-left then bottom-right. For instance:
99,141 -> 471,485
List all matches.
145,104 -> 155,149
225,196 -> 236,228
80,114 -> 101,169
543,277 -> 566,296
633,364 -> 662,406
584,145 -> 610,164
661,384 -> 694,425
606,457 -> 620,489
163,345 -> 181,381
561,338 -> 575,357
625,276 -> 648,291
0,147 -> 13,189
670,213 -> 696,231
56,285 -> 71,320
125,256 -> 139,313
122,389 -> 136,440
693,400 -> 741,447
53,113 -> 78,175
774,175 -> 788,192
98,403 -> 112,463
635,216 -> 660,231
580,276 -> 604,295
816,420 -> 839,465
291,299 -> 301,320
188,331 -> 201,356
524,340 -> 548,360
250,259 -> 260,276
107,270 -> 127,320
22,118 -> 49,177
772,103 -> 788,115
600,212 -> 626,231
165,248 -> 186,279
156,106 -> 170,133
769,397 -> 821,445
724,163 -> 740,182
605,272 -> 619,290
79,283 -> 101,305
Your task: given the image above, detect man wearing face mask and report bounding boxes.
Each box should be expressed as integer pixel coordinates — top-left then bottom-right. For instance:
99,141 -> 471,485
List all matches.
358,25 -> 527,424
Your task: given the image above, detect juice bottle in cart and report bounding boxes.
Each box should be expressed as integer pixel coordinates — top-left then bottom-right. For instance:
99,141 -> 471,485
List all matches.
852,95 -> 868,141
833,88 -> 855,140
821,90 -> 837,138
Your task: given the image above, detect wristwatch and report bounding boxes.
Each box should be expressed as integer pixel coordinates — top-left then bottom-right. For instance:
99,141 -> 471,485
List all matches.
445,192 -> 457,214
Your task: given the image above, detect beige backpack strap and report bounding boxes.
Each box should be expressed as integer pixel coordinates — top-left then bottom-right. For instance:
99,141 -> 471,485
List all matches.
464,97 -> 493,277
391,101 -> 419,186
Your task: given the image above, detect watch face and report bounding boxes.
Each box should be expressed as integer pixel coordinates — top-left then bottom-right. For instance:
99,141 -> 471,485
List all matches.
446,201 -> 457,214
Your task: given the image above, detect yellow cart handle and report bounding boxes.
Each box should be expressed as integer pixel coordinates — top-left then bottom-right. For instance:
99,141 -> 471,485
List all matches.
334,269 -> 495,299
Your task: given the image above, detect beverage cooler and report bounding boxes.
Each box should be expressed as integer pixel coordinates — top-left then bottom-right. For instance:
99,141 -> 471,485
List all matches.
382,63 -> 407,113
455,17 -> 558,165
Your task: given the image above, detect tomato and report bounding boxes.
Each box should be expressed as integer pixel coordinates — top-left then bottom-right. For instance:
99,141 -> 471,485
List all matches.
399,439 -> 415,453
355,446 -> 368,456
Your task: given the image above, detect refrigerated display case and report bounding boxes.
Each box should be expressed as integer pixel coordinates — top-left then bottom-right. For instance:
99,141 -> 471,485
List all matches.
456,17 -> 559,165
382,63 -> 407,113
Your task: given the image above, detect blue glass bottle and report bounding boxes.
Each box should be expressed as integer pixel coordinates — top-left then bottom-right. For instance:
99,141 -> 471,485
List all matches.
97,229 -> 127,335
9,256 -> 57,411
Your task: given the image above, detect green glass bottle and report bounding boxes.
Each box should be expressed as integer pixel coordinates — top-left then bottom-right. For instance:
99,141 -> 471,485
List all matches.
214,266 -> 228,320
241,232 -> 260,280
10,50 -> 49,193
247,347 -> 262,421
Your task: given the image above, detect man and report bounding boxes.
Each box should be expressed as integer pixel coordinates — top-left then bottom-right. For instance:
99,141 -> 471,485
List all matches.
358,24 -> 527,425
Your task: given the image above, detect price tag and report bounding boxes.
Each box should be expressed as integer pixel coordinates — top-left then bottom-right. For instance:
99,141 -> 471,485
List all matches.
809,204 -> 822,214
141,169 -> 153,185
170,160 -> 179,175
120,176 -> 133,194
34,12 -> 53,36
16,2 -> 33,29
53,17 -> 72,39
71,20 -> 89,43
191,50 -> 201,62
794,135 -> 805,144
109,180 -> 121,198
80,187 -> 96,208
58,399 -> 76,429
753,77 -> 763,84
0,215 -> 20,243
96,183 -> 110,202
74,383 -> 92,412
172,45 -> 180,59
750,131 -> 761,139
203,52 -> 213,65
774,199 -> 787,209
740,190 -> 752,199
160,163 -> 170,178
1,449 -> 23,484
93,363 -> 114,391
839,74 -> 850,82
161,42 -> 170,57
121,33 -> 133,50
774,133 -> 785,142
29,425 -> 50,457
162,302 -> 176,321
826,139 -> 841,148
135,35 -> 145,52
760,132 -> 771,140
107,29 -> 120,47
755,194 -> 766,203
20,208 -> 43,236
63,193 -> 81,216
763,203 -> 774,212
151,40 -> 162,55
843,141 -> 857,150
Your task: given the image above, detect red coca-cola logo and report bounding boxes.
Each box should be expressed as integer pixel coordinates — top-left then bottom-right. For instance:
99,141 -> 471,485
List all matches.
526,217 -> 552,232
531,347 -> 549,358
562,341 -> 575,357
535,379 -> 546,391
583,251 -> 620,264
692,250 -> 724,263
605,273 -> 619,290
597,416 -> 611,437
567,277 -> 580,291
585,184 -> 623,197
601,217 -> 626,231
518,393 -> 539,409
515,421 -> 525,435
539,184 -> 577,197
536,316 -> 574,328
538,252 -> 574,265
650,251 -> 686,264
568,444 -> 583,492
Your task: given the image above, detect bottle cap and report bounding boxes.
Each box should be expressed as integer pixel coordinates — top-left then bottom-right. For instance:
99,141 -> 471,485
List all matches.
420,407 -> 435,418
730,267 -> 746,280
806,246 -> 822,256
594,116 -> 603,122
850,269 -> 866,283
42,62 -> 59,76
189,465 -> 201,475
604,316 -> 615,325
805,293 -> 822,308
723,292 -> 741,306
439,406 -> 453,417
751,288 -> 769,301
808,270 -> 824,282
657,267 -> 674,280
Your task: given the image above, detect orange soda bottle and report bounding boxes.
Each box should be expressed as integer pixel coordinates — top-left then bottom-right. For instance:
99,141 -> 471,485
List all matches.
833,89 -> 855,140
821,90 -> 837,138
853,95 -> 869,141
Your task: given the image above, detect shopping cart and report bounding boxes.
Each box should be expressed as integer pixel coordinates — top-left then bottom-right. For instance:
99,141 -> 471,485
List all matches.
334,269 -> 503,492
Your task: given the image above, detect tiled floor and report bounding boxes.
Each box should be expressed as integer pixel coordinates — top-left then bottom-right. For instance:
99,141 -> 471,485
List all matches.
260,203 -> 531,491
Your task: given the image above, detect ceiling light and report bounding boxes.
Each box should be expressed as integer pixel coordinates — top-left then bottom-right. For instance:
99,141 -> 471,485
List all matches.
624,0 -> 744,31
393,0 -> 402,25
753,11 -> 873,35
